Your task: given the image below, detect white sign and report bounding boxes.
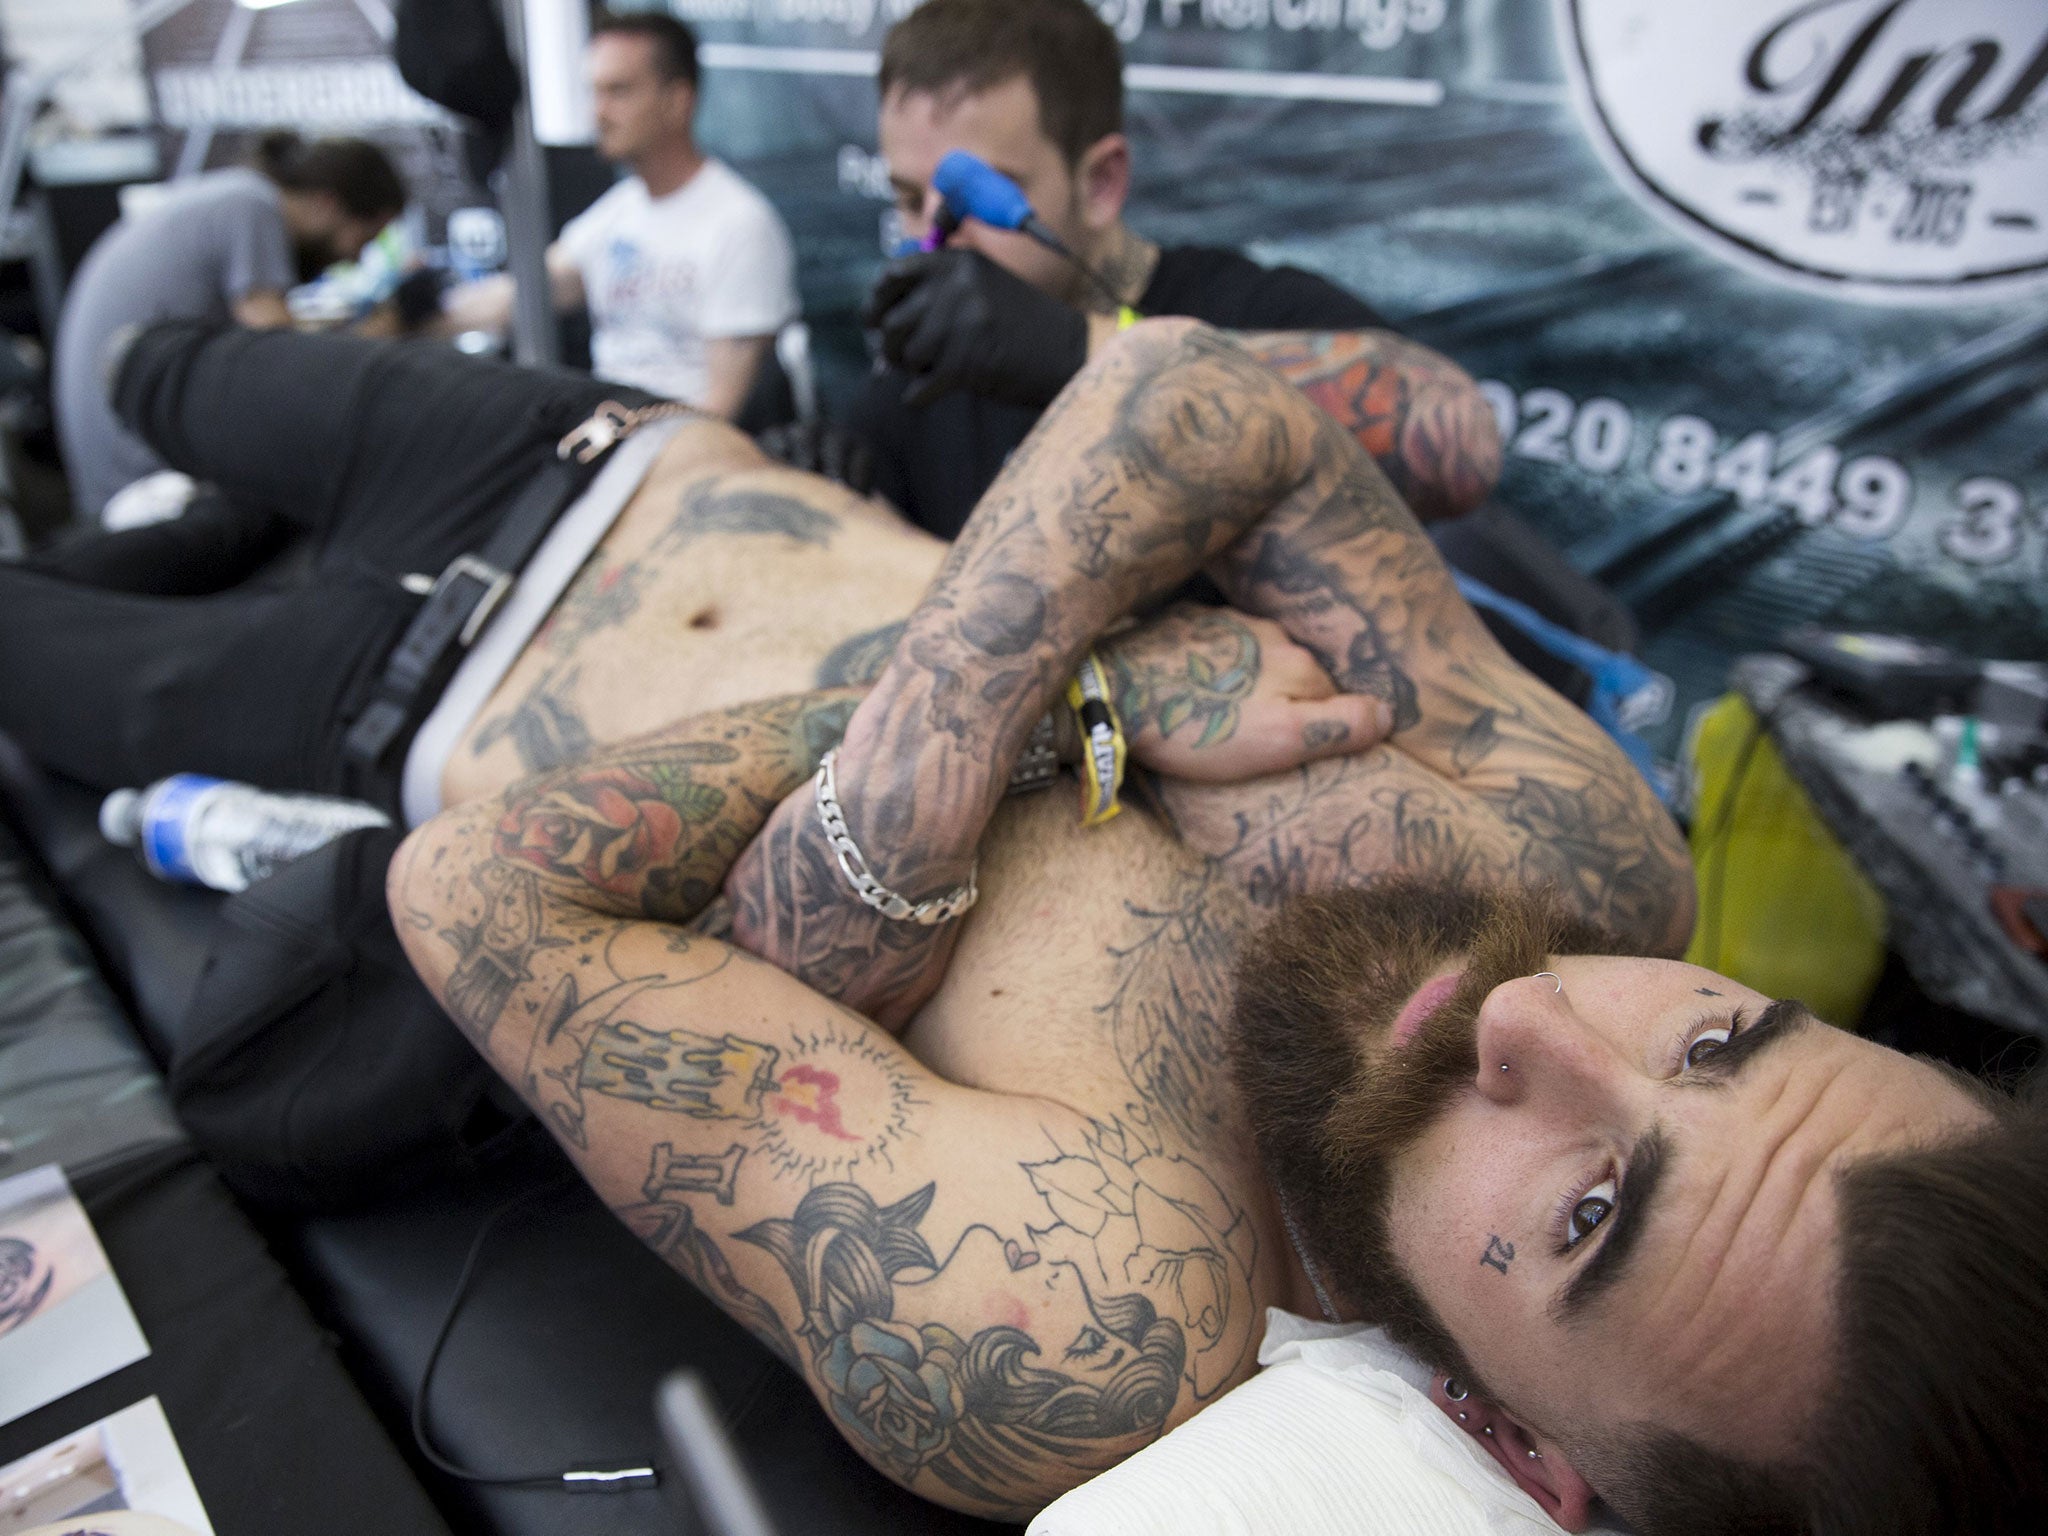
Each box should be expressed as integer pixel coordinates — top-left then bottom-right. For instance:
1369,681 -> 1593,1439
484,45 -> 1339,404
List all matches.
1559,0 -> 2048,303
151,61 -> 450,130
0,0 -> 150,128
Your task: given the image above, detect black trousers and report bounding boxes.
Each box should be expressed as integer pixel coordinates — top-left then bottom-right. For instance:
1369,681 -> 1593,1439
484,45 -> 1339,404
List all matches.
0,323 -> 650,810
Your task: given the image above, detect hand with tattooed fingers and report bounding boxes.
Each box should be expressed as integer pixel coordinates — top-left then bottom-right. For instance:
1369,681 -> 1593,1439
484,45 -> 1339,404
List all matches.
1102,606 -> 1391,784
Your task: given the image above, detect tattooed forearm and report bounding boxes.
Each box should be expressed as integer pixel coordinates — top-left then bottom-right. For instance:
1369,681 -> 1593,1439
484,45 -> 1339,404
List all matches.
1239,329 -> 1502,523
730,321 -> 1323,1026
1187,404 -> 1690,953
858,319 -> 1320,815
483,689 -> 864,928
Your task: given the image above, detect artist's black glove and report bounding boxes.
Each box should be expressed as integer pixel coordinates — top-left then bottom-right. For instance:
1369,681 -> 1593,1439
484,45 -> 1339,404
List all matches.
754,419 -> 875,497
862,248 -> 1088,410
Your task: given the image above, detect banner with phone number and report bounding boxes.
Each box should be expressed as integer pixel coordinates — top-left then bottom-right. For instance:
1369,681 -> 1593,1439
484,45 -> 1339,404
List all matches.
671,0 -> 2047,752
141,0 -> 2048,750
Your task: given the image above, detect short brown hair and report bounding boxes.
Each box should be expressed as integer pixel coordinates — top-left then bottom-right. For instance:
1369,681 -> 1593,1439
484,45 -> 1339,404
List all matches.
878,0 -> 1123,165
1583,1088 -> 2048,1535
591,9 -> 699,89
252,132 -> 405,221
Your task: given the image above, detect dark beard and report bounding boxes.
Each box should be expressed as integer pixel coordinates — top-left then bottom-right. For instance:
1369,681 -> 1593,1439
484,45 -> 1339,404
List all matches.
1230,879 -> 1613,1373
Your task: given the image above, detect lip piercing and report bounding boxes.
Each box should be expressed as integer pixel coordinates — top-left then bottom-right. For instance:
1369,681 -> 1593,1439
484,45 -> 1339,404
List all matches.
1500,1063 -> 1510,1072
1443,1378 -> 1469,1402
1528,1450 -> 1544,1460
1533,971 -> 1562,993
1483,1426 -> 1495,1437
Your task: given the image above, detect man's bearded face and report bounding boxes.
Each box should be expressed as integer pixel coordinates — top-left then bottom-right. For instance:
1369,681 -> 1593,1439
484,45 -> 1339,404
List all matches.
1231,879 -> 1990,1474
1229,881 -> 1602,1370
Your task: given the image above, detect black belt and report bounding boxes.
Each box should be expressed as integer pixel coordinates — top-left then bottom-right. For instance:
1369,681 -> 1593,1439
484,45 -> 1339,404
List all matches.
343,405 -> 636,769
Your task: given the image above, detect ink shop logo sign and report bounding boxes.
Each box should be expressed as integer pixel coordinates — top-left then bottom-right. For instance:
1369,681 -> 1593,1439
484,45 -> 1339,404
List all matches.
1559,0 -> 2048,302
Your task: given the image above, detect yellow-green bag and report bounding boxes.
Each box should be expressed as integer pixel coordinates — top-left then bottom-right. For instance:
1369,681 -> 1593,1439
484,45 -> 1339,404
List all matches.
1683,694 -> 1887,1027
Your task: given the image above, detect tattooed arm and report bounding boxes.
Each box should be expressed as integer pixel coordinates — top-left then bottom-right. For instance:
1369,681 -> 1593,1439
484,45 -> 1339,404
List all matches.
1176,382 -> 1692,952
729,319 -> 1395,1027
1235,329 -> 1501,524
1082,317 -> 1499,522
390,694 -> 1263,1518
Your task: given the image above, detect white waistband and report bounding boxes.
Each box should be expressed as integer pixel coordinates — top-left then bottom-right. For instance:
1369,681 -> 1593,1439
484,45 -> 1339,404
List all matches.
399,419 -> 682,827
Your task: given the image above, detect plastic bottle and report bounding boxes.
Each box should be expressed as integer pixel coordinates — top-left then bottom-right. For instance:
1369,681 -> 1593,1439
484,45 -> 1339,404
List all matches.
99,774 -> 391,893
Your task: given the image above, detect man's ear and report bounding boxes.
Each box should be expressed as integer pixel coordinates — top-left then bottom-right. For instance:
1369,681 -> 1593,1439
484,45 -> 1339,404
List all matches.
667,79 -> 698,130
1427,1375 -> 1597,1531
1074,132 -> 1131,232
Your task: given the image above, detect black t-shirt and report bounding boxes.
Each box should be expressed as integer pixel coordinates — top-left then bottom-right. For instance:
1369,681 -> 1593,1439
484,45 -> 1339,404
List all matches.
844,245 -> 1387,541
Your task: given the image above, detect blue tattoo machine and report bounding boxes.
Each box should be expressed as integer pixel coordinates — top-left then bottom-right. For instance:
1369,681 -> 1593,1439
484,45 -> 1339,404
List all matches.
899,151 -> 1125,306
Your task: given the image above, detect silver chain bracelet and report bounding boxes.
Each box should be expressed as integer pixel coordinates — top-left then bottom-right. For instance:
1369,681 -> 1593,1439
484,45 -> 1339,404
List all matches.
813,749 -> 979,924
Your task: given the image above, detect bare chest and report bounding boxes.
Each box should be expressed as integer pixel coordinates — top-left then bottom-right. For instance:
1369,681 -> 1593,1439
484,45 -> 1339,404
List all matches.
443,465 -> 943,807
911,793 -> 1262,1162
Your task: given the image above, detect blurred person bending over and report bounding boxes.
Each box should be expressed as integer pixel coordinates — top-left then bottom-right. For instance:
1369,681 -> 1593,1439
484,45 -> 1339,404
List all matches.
841,0 -> 1499,537
440,11 -> 797,419
54,131 -> 404,520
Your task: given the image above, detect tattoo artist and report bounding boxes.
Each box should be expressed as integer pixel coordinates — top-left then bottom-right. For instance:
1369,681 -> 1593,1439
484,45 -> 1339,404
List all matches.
782,0 -> 1498,536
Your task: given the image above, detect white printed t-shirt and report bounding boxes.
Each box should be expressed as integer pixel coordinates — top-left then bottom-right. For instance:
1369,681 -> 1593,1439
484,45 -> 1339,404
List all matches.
556,158 -> 798,405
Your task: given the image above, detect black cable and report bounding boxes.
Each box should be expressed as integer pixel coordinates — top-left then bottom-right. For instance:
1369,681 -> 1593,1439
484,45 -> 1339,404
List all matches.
410,1175 -> 658,1492
1018,215 -> 1129,311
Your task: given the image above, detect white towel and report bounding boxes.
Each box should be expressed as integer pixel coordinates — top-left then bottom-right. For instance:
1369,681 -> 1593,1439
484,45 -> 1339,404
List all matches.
1028,1310 -> 1629,1536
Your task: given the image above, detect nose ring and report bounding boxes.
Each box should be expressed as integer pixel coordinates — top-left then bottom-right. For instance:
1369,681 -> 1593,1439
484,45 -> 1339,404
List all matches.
1532,971 -> 1562,994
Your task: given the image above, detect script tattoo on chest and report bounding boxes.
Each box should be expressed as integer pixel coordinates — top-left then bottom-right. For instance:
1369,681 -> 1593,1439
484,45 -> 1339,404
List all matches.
1096,861 -> 1246,1149
658,482 -> 839,554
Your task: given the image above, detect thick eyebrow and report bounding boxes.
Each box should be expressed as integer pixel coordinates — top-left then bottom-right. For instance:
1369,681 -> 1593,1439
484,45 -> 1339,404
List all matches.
1549,1000 -> 1815,1325
1678,998 -> 1815,1089
1553,1125 -> 1669,1324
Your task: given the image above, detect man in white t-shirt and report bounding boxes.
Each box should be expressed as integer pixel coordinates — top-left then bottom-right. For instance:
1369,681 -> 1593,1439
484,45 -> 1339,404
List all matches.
442,11 -> 797,417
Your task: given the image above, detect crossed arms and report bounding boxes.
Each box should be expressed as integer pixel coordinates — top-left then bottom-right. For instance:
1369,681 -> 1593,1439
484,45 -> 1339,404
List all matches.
391,321 -> 1688,1517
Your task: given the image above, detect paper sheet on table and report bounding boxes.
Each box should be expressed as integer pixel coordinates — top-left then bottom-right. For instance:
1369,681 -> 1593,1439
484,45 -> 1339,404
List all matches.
0,1165 -> 148,1428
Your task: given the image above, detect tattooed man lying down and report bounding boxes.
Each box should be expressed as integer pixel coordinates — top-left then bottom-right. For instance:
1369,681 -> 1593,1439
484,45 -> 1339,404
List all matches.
391,322 -> 2045,1534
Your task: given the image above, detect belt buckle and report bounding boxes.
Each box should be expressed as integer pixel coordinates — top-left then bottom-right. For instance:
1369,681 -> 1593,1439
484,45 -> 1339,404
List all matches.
558,401 -> 633,464
434,554 -> 514,647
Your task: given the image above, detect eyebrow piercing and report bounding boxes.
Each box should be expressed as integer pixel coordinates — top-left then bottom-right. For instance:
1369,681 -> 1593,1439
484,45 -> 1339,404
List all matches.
1533,971 -> 1562,993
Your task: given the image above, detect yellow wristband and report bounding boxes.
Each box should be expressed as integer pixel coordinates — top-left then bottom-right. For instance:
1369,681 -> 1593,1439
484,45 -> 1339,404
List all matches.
1116,306 -> 1141,332
1066,651 -> 1125,827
